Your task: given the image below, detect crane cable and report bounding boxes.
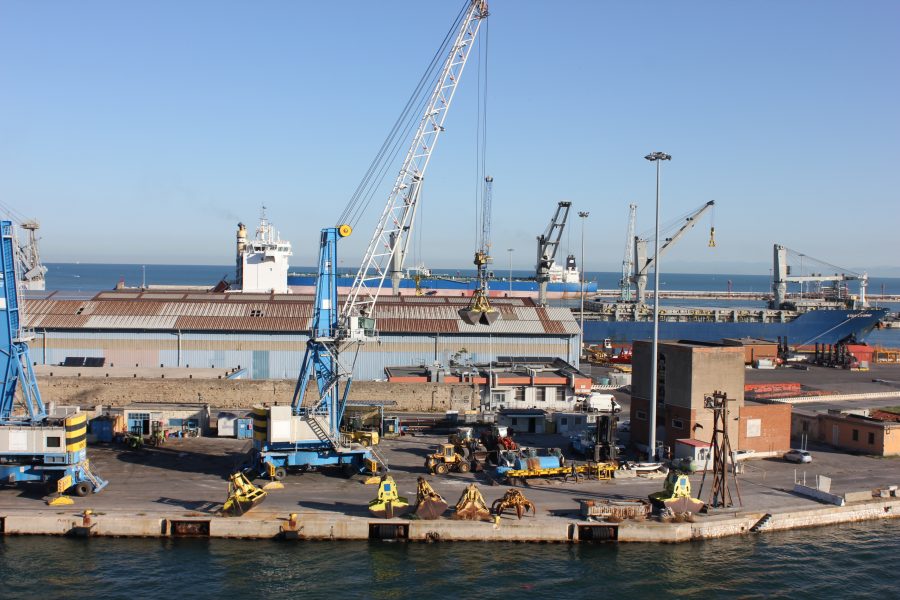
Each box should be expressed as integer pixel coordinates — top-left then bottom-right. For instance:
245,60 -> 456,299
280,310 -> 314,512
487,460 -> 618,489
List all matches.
473,14 -> 490,256
337,3 -> 469,230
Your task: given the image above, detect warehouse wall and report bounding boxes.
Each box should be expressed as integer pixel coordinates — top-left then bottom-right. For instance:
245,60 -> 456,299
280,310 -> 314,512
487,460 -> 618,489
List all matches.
36,376 -> 481,413
29,330 -> 579,381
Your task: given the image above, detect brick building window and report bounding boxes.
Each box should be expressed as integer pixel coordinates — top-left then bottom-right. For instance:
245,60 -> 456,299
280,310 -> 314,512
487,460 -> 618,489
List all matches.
852,429 -> 859,442
672,418 -> 684,430
636,410 -> 647,421
868,432 -> 875,445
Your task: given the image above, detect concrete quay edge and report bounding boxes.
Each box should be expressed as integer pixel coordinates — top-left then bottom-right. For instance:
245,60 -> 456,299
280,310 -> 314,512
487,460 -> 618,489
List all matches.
2,498 -> 900,543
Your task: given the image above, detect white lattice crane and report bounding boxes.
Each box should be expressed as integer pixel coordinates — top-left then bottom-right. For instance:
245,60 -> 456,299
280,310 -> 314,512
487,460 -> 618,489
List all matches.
619,204 -> 637,302
253,1 -> 490,479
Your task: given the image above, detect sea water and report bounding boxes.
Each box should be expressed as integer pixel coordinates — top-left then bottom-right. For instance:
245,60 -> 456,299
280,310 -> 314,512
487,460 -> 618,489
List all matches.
0,520 -> 898,598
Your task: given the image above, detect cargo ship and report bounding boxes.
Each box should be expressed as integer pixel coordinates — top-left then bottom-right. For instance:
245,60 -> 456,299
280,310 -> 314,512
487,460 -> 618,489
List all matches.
582,245 -> 886,346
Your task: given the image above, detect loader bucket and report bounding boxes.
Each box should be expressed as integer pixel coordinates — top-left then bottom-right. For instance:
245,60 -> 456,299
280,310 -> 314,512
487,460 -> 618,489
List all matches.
458,309 -> 479,325
221,472 -> 268,517
369,499 -> 411,519
660,496 -> 705,514
480,310 -> 501,325
453,504 -> 491,521
415,497 -> 449,520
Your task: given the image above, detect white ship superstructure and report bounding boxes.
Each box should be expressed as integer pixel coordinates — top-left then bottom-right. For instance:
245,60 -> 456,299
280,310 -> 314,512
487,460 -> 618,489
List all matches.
548,254 -> 580,285
18,220 -> 47,291
235,209 -> 292,294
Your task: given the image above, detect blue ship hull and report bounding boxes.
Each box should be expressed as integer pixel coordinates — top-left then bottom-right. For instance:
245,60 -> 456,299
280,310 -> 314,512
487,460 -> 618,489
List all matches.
584,308 -> 887,346
287,275 -> 597,295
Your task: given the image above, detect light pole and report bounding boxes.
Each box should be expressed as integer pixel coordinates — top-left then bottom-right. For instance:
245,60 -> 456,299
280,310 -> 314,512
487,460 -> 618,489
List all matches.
507,248 -> 514,294
578,211 -> 589,337
645,151 -> 671,461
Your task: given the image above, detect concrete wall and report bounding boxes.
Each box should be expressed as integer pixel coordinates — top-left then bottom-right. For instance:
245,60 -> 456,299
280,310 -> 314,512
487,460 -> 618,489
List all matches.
35,376 -> 480,413
29,330 -> 580,382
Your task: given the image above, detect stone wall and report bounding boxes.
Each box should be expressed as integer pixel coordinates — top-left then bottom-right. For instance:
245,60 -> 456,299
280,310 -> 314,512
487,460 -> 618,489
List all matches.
36,376 -> 481,413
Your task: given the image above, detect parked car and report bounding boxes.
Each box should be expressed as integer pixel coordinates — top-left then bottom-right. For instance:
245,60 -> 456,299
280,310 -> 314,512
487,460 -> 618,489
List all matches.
734,449 -> 756,461
783,449 -> 812,464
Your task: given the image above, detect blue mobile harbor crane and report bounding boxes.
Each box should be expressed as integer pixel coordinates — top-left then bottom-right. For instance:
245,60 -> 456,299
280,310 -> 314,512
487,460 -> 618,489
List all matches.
251,1 -> 490,480
0,220 -> 107,498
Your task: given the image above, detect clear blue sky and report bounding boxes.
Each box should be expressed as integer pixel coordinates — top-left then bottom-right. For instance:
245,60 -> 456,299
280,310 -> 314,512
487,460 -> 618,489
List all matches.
1,1 -> 898,275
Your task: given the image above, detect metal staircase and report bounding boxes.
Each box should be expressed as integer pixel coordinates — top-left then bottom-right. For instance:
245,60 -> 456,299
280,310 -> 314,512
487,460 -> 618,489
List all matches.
750,513 -> 773,533
307,413 -> 341,449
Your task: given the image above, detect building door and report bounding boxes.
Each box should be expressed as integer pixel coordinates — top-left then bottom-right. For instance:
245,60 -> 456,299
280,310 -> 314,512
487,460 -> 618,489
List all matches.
252,350 -> 270,380
528,418 -> 537,433
129,412 -> 150,435
832,425 -> 840,446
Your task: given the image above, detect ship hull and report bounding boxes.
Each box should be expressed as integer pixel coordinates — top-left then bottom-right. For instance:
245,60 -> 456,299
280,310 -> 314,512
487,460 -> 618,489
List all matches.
287,275 -> 597,299
583,308 -> 887,346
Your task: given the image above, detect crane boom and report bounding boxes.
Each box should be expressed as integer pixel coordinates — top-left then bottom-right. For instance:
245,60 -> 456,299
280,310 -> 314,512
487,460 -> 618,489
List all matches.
632,200 -> 715,304
619,204 -> 637,302
252,3 -> 491,479
535,201 -> 572,306
0,222 -> 45,424
342,0 -> 489,328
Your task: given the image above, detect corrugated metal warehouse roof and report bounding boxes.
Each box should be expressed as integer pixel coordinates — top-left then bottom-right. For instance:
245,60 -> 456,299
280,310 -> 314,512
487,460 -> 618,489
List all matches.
23,290 -> 580,335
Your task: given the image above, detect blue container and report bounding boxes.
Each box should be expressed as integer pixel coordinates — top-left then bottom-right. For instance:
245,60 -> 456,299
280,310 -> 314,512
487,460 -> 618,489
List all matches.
91,419 -> 113,443
236,418 -> 253,439
514,455 -> 563,470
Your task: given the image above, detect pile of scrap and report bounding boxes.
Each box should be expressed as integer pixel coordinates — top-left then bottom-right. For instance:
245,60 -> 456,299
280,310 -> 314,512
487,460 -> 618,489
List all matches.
453,483 -> 491,521
580,498 -> 650,522
414,476 -> 448,520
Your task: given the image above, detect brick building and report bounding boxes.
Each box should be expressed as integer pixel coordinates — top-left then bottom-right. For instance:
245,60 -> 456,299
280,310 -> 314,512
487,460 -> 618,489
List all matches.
630,340 -> 791,457
793,408 -> 900,456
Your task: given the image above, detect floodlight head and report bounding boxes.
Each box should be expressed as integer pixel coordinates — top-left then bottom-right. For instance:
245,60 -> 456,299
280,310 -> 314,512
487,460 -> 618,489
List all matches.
644,152 -> 672,162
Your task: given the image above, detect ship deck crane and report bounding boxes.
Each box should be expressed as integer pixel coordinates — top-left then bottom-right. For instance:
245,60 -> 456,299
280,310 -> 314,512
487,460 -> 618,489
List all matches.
631,200 -> 715,304
536,201 -> 572,307
0,221 -> 107,499
772,245 -> 868,309
252,1 -> 490,479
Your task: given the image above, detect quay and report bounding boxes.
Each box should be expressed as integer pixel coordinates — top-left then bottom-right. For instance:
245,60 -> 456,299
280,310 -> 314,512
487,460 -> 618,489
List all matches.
2,420 -> 900,543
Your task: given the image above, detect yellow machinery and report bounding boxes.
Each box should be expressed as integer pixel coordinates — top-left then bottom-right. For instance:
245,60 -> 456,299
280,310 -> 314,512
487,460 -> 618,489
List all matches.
414,476 -> 449,520
222,471 -> 268,516
425,443 -> 471,474
648,470 -> 705,514
348,430 -> 379,447
491,488 -> 536,520
367,475 -> 410,519
453,483 -> 491,521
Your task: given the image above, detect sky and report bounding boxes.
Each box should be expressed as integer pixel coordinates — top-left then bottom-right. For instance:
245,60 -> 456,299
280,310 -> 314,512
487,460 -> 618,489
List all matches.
1,1 -> 898,275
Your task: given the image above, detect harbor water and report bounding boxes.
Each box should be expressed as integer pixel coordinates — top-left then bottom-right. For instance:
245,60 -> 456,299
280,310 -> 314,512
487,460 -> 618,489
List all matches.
1,520 -> 898,598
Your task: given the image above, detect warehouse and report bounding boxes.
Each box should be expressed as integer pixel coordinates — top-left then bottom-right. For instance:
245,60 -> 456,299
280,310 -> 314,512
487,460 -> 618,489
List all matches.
23,290 -> 581,381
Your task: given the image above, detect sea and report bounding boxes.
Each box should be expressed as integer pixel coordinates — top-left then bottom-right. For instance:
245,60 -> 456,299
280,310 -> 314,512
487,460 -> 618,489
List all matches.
40,262 -> 900,347
1,520 -> 898,598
